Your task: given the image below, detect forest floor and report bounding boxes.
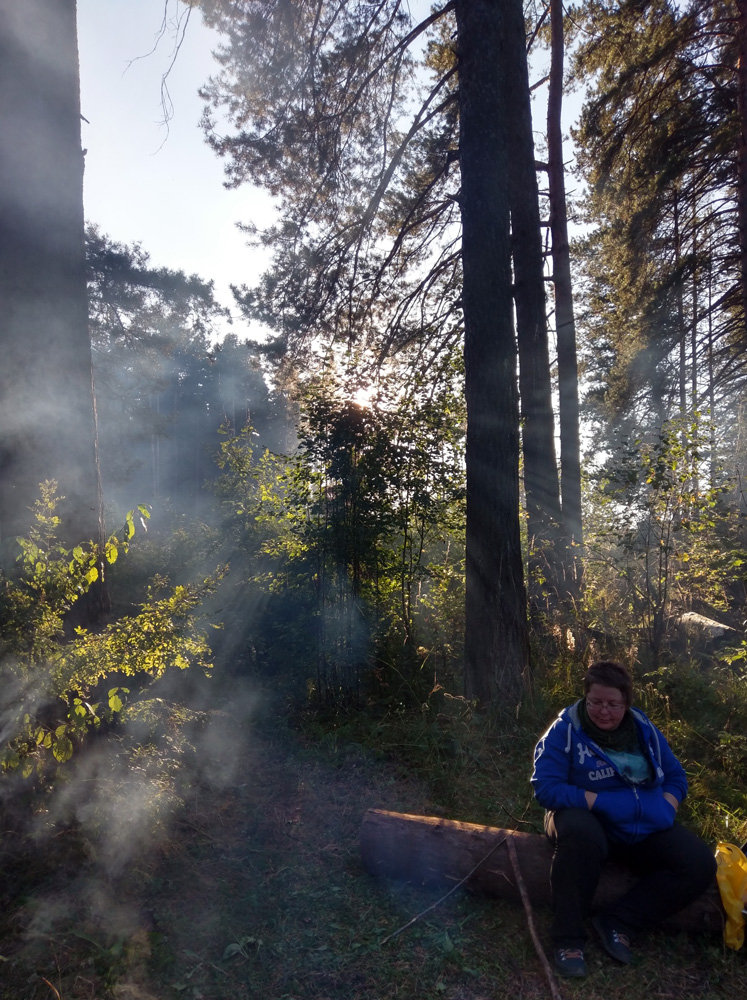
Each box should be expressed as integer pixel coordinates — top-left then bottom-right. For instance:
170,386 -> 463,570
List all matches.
0,687 -> 744,1000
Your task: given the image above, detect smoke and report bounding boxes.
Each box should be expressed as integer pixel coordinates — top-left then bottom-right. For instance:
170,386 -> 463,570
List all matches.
0,670 -> 49,748
32,688 -> 256,867
0,665 -> 261,943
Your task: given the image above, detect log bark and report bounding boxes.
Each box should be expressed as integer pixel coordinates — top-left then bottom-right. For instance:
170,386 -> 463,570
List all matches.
360,809 -> 724,936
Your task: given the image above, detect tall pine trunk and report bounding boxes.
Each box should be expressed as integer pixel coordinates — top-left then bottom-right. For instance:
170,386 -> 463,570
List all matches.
506,0 -> 563,607
548,0 -> 583,574
674,191 -> 687,417
738,0 -> 747,336
0,0 -> 96,548
456,0 -> 528,710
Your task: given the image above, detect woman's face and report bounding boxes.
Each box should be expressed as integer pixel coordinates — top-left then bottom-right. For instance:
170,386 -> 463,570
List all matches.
585,683 -> 628,731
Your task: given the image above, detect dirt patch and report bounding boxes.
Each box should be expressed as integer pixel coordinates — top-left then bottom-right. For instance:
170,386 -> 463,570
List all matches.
1,718 -> 439,999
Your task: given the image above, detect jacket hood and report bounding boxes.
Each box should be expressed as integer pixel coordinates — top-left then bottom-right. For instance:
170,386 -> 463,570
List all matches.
558,700 -> 662,766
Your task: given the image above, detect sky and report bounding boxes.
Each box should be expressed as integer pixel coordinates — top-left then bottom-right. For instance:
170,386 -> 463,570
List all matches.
76,0 -> 272,332
75,2 -> 581,342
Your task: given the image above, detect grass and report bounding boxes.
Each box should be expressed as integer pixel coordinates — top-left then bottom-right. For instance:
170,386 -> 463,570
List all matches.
0,680 -> 746,999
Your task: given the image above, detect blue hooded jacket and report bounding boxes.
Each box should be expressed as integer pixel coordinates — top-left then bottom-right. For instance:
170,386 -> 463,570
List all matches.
531,701 -> 688,844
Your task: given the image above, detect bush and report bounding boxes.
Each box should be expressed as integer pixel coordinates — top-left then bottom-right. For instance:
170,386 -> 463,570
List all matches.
0,483 -> 223,778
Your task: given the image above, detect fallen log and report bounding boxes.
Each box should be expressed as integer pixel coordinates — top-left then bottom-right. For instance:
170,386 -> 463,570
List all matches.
360,809 -> 725,935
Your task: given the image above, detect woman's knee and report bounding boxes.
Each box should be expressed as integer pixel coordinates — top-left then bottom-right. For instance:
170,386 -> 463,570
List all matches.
689,835 -> 718,890
547,808 -> 609,858
652,823 -> 717,888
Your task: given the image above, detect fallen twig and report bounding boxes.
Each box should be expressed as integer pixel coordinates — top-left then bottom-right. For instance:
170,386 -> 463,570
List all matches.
41,978 -> 62,1000
380,835 -> 506,946
505,835 -> 563,1000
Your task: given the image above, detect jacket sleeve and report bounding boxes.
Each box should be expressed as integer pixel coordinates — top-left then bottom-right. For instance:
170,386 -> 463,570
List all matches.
531,718 -> 588,812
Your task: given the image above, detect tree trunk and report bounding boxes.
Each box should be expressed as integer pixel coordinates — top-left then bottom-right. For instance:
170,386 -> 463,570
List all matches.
360,809 -> 724,935
675,192 -> 687,418
548,0 -> 583,573
0,0 -> 97,549
456,0 -> 528,711
737,0 -> 747,338
506,0 -> 563,607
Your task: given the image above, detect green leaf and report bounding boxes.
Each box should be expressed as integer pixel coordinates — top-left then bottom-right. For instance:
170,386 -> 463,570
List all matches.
53,736 -> 73,763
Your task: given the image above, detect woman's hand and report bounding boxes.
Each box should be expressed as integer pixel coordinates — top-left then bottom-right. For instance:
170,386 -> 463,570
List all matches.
663,792 -> 679,811
585,790 -> 598,809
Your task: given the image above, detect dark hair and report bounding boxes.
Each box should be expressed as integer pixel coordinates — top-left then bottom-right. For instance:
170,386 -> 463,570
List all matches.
583,660 -> 633,706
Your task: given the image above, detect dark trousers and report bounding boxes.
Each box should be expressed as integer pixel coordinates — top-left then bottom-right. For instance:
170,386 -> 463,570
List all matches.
545,808 -> 717,946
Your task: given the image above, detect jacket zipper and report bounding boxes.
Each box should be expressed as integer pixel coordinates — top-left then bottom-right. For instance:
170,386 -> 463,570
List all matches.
587,739 -> 650,841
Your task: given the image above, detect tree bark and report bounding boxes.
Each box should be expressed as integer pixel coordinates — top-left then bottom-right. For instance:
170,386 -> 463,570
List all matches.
360,808 -> 724,935
737,0 -> 747,339
0,0 -> 97,549
548,0 -> 583,571
456,0 -> 529,711
506,0 -> 563,606
675,191 -> 687,418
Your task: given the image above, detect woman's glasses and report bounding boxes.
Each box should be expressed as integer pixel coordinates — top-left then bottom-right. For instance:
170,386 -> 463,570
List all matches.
586,697 -> 626,713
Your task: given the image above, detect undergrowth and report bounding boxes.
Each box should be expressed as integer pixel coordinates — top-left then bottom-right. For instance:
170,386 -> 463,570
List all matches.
1,661 -> 746,999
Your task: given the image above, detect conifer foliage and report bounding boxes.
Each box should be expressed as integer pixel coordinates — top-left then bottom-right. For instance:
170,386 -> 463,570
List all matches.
195,0 -> 559,705
573,0 -> 747,432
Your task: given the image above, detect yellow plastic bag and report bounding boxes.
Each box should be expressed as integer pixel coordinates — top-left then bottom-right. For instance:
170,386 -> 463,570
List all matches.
715,842 -> 747,949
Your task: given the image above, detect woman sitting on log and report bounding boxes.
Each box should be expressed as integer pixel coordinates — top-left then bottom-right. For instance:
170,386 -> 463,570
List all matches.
531,660 -> 716,978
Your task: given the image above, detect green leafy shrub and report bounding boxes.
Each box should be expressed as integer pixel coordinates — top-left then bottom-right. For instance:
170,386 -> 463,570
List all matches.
213,376 -> 467,710
581,417 -> 746,666
0,483 -> 224,776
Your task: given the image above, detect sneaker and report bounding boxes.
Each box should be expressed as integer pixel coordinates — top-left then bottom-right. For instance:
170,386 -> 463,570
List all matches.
592,915 -> 632,964
553,947 -> 587,977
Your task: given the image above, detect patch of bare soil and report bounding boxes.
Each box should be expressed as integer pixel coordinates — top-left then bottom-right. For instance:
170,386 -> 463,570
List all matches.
0,714 -> 440,1000
134,721 -> 437,999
